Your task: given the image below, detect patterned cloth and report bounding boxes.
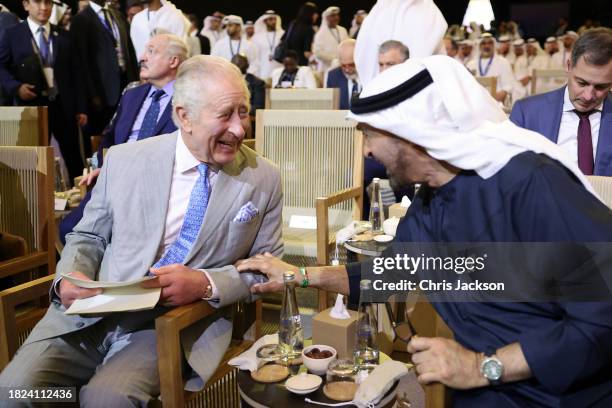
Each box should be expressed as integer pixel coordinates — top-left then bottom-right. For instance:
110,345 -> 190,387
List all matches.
153,163 -> 210,267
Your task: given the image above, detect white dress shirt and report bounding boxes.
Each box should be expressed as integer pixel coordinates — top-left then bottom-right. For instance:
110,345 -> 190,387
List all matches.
557,86 -> 602,164
155,130 -> 220,298
26,17 -> 53,57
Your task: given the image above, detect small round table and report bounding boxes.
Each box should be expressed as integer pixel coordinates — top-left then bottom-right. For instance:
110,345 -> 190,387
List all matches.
344,240 -> 391,259
237,369 -> 399,408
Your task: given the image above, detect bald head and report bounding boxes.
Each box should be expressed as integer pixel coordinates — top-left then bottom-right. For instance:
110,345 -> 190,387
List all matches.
338,39 -> 357,78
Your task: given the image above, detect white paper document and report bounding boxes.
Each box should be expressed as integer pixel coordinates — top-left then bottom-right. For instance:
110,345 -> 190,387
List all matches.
63,274 -> 161,315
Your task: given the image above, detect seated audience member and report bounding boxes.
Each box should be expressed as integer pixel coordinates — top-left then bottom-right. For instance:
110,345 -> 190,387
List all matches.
271,50 -> 317,89
58,33 -> 188,244
231,53 -> 265,130
443,36 -> 458,58
456,39 -> 475,67
0,55 -> 282,405
0,0 -> 87,180
467,33 -> 516,103
326,39 -> 360,109
511,28 -> 612,176
238,55 -> 612,408
378,40 -> 410,72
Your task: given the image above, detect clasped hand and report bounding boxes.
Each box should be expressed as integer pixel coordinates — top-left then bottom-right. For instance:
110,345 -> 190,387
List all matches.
235,252 -> 297,293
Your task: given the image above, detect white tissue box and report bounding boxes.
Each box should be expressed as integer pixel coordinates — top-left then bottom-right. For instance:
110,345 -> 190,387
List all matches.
312,308 -> 360,360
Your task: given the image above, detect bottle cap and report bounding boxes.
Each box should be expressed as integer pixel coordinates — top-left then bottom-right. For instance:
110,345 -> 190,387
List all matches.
372,177 -> 380,183
284,271 -> 296,281
359,279 -> 372,289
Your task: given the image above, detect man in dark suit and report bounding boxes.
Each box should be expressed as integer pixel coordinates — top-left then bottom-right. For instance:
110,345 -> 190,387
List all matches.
70,0 -> 138,141
0,0 -> 87,179
59,33 -> 187,243
511,28 -> 612,176
326,39 -> 360,110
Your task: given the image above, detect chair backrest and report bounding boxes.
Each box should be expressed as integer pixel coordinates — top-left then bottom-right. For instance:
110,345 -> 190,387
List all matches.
0,146 -> 55,255
531,69 -> 567,95
265,88 -> 340,110
587,176 -> 612,209
475,76 -> 497,98
0,107 -> 48,146
256,109 -> 362,229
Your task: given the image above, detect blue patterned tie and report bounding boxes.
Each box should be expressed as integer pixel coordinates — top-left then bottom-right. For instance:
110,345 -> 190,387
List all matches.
138,89 -> 165,140
153,164 -> 210,268
38,26 -> 50,66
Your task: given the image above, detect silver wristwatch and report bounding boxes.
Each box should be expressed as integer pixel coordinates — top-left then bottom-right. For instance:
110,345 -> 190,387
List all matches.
480,347 -> 503,386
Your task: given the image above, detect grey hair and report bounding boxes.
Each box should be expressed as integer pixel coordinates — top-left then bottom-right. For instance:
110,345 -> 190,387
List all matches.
378,40 -> 410,62
172,55 -> 250,125
148,32 -> 189,63
571,27 -> 612,67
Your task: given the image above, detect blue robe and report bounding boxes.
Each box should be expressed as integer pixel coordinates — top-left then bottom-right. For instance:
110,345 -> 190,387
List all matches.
347,151 -> 612,407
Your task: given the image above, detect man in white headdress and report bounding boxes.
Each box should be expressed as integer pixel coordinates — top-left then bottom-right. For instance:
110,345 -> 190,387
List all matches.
545,36 -> 564,69
238,55 -> 612,408
525,38 -> 554,94
313,6 -> 348,73
559,30 -> 578,67
497,34 -> 515,65
211,15 -> 260,77
456,39 -> 475,66
200,12 -> 224,48
244,20 -> 254,41
467,34 -> 516,102
130,0 -> 190,58
349,9 -> 367,38
512,39 -> 530,98
354,0 -> 447,86
251,10 -> 284,81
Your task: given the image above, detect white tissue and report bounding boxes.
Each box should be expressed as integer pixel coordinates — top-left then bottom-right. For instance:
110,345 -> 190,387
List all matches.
382,217 -> 400,237
228,333 -> 278,372
329,294 -> 351,319
400,195 -> 411,208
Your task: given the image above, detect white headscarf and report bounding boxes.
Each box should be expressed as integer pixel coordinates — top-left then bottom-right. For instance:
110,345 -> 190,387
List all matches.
319,7 -> 341,35
254,10 -> 282,35
200,15 -> 224,41
49,1 -> 69,25
354,0 -> 447,86
350,10 -> 367,37
346,56 -> 597,195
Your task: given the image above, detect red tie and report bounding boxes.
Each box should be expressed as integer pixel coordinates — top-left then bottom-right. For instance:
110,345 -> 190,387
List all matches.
575,110 -> 595,175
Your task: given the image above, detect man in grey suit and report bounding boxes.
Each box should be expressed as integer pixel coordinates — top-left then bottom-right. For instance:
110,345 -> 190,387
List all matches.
0,55 -> 282,407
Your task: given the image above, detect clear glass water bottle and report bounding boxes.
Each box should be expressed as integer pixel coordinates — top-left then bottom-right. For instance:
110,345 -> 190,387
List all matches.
354,280 -> 380,374
369,178 -> 385,234
279,271 -> 304,360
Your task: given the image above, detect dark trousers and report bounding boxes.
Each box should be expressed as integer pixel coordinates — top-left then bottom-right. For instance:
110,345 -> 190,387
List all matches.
47,95 -> 84,181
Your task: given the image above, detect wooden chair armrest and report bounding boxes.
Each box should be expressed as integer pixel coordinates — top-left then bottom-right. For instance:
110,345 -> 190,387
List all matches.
0,274 -> 54,306
0,252 -> 49,280
316,186 -> 362,208
156,300 -> 217,408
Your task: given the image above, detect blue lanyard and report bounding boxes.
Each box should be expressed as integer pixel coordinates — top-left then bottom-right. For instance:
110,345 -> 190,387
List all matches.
478,56 -> 494,76
229,39 -> 242,57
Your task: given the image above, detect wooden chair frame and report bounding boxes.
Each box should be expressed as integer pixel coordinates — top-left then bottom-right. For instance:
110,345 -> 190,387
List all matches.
0,106 -> 48,146
475,76 -> 497,98
264,88 -> 340,110
531,69 -> 567,95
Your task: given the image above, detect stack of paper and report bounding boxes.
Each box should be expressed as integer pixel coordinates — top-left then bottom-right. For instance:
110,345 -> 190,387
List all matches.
63,274 -> 161,315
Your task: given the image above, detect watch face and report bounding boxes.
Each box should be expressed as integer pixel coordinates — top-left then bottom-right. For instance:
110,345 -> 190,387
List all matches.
483,359 -> 503,380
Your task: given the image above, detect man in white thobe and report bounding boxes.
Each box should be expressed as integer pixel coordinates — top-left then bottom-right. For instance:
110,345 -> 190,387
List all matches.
467,34 -> 516,103
211,15 -> 260,77
313,6 -> 348,73
130,0 -> 189,58
200,12 -> 224,48
251,10 -> 284,81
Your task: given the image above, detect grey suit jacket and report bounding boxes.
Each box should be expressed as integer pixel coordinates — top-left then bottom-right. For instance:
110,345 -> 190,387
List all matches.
26,131 -> 283,389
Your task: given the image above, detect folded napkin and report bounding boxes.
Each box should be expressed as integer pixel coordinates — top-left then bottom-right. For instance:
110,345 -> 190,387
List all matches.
228,334 -> 278,372
353,361 -> 409,407
305,360 -> 409,407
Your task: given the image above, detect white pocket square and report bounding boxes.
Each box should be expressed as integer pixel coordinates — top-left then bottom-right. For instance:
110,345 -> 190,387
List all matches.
233,201 -> 259,223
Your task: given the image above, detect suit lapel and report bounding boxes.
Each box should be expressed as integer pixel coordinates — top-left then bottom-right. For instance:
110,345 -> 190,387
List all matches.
152,100 -> 173,136
85,6 -> 116,44
595,95 -> 612,176
121,84 -> 151,143
140,133 -> 177,265
183,150 -> 248,264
